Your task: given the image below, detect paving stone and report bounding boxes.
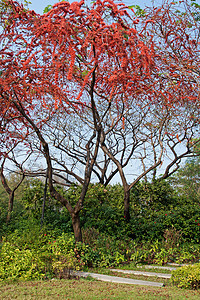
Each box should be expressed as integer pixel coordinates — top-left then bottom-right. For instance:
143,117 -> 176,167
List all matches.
167,263 -> 191,267
75,271 -> 164,287
110,269 -> 171,279
137,265 -> 177,271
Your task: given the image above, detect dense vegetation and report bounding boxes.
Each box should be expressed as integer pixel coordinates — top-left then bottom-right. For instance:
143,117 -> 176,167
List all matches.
0,155 -> 200,288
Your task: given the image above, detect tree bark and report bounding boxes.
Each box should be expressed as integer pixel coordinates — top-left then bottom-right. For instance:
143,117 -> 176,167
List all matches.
124,188 -> 130,221
41,172 -> 48,228
71,212 -> 82,242
6,191 -> 14,223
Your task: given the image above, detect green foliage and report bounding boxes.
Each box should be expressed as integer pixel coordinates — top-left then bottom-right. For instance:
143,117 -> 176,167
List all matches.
48,233 -> 84,278
129,239 -> 200,266
16,178 -> 71,234
0,226 -> 131,281
65,183 -> 126,237
171,166 -> 200,204
0,222 -> 200,282
128,5 -> 145,17
0,173 -> 200,278
80,231 -> 127,268
22,179 -> 50,217
1,177 -> 200,243
43,5 -> 52,14
0,241 -> 46,281
127,179 -> 200,243
130,204 -> 200,243
0,182 -> 9,224
0,228 -> 83,281
130,179 -> 176,211
191,0 -> 200,21
171,263 -> 200,289
170,141 -> 200,204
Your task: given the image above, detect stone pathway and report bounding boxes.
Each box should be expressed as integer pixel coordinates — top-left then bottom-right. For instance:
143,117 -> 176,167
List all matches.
75,271 -> 164,287
137,265 -> 177,271
167,263 -> 191,267
110,268 -> 171,279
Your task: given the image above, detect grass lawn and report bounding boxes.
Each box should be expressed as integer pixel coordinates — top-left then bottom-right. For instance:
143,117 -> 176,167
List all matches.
0,278 -> 200,300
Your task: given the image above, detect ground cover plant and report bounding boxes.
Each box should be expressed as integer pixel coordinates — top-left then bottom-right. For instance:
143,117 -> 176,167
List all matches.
171,264 -> 200,290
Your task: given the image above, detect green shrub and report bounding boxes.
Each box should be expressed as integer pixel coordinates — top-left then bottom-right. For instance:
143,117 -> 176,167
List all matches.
171,263 -> 200,289
0,230 -> 83,281
49,234 -> 82,278
1,224 -> 200,282
1,180 -> 200,244
0,241 -> 46,281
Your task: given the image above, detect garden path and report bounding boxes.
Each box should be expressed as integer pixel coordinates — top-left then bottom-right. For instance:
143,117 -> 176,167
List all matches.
75,271 -> 164,287
110,269 -> 171,279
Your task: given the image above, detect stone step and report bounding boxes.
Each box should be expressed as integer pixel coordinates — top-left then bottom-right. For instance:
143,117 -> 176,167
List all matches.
167,263 -> 191,267
75,271 -> 164,287
110,268 -> 171,279
137,265 -> 177,271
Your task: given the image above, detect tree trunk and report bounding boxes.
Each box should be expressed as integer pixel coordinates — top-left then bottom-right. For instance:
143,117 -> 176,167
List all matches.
6,191 -> 14,223
124,188 -> 130,221
41,173 -> 48,228
71,212 -> 82,242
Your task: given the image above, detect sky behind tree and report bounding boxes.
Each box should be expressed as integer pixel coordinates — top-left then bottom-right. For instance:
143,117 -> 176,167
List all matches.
29,0 -> 161,14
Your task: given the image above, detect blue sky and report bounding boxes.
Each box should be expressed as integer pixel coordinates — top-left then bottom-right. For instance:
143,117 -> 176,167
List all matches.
29,0 -> 158,14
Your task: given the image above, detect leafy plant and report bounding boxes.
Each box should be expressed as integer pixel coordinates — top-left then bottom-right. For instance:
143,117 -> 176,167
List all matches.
0,241 -> 46,281
171,263 -> 200,289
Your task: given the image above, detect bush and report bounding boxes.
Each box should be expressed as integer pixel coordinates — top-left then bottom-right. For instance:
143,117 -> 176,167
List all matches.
1,179 -> 200,243
1,223 -> 200,282
0,229 -> 83,281
171,263 -> 200,289
0,241 -> 46,281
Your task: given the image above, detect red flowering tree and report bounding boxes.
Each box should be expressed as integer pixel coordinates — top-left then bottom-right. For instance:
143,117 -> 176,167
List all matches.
1,0 -> 199,238
97,0 -> 200,219
0,0 -> 157,240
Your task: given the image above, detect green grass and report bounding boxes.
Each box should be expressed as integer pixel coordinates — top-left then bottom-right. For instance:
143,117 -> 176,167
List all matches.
0,278 -> 200,299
